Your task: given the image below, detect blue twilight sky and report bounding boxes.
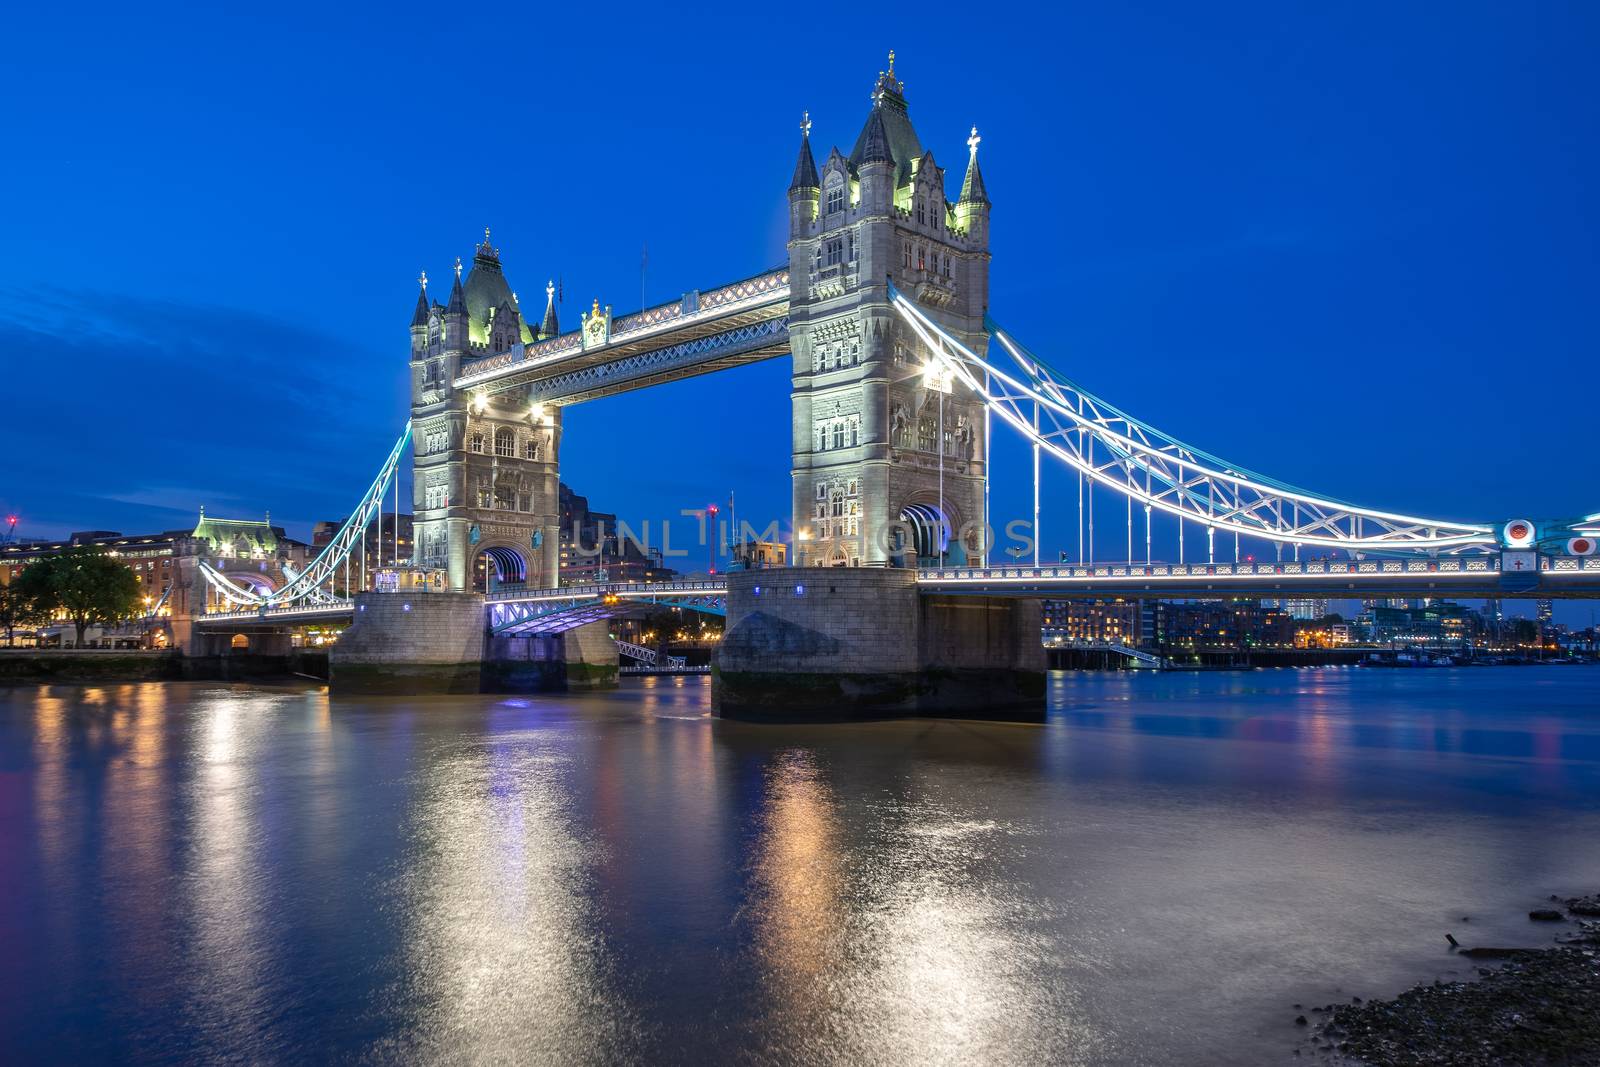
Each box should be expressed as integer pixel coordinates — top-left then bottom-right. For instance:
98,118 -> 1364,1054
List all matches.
2,3 -> 1596,615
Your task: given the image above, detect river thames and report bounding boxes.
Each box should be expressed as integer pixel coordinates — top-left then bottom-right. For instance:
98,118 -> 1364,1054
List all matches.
2,667 -> 1597,1064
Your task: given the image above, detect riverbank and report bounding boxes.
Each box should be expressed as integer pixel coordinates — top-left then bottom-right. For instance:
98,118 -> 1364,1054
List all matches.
1305,895 -> 1600,1064
0,648 -> 329,683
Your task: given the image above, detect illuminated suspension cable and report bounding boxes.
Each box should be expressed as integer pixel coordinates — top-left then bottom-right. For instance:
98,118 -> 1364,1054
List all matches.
198,422 -> 413,607
888,289 -> 1495,553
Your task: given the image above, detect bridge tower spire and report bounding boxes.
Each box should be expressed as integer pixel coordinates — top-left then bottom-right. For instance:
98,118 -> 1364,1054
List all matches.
411,236 -> 564,593
789,111 -> 821,233
786,53 -> 991,567
540,279 -> 560,340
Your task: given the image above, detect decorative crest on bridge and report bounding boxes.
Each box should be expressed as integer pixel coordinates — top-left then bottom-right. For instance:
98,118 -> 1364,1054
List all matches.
581,297 -> 611,350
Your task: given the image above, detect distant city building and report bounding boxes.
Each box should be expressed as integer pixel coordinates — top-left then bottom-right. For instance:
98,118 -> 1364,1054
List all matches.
2,515 -> 308,609
731,539 -> 788,570
1356,600 -> 1483,645
1280,598 -> 1329,621
558,483 -> 680,586
1,513 -> 309,647
1138,599 -> 1294,651
1042,598 -> 1140,645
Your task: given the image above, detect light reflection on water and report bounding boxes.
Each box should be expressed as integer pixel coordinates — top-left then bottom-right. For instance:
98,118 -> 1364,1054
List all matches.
0,667 -> 1597,1064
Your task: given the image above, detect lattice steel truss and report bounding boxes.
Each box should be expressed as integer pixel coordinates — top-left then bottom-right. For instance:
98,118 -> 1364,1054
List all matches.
890,289 -> 1496,554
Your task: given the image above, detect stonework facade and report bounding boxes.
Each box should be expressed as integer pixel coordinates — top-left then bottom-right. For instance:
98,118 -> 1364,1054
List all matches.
786,60 -> 993,566
409,234 -> 563,591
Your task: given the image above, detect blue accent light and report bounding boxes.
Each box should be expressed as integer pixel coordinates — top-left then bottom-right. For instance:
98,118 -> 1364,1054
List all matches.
753,585 -> 761,596
794,584 -> 805,596
402,603 -> 411,612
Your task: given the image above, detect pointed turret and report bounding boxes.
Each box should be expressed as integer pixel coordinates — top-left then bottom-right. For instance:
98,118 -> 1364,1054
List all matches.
856,108 -> 894,166
446,258 -> 467,316
442,256 -> 469,350
540,280 -> 559,339
410,271 -> 430,328
790,111 -> 820,192
958,126 -> 989,207
956,126 -> 991,248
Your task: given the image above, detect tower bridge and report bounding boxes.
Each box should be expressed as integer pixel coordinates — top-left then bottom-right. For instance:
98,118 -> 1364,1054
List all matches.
182,55 -> 1600,718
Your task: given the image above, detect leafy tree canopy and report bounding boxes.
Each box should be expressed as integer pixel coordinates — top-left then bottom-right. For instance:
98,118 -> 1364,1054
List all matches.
15,546 -> 142,644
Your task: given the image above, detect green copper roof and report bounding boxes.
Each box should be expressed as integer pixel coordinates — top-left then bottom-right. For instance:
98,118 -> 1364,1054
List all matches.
463,240 -> 534,344
192,515 -> 278,553
849,90 -> 922,185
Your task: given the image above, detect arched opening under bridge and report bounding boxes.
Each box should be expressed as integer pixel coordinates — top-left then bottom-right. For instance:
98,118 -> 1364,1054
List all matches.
899,502 -> 953,568
472,544 -> 529,594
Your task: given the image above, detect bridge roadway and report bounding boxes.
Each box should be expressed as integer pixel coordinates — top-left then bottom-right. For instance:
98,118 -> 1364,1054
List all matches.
197,554 -> 1600,631
484,555 -> 1600,607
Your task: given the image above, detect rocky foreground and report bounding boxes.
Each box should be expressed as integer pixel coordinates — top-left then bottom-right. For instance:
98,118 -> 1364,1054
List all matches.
1298,894 -> 1600,1065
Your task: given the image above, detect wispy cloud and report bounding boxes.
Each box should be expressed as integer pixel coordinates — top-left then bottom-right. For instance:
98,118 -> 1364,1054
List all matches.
0,286 -> 403,539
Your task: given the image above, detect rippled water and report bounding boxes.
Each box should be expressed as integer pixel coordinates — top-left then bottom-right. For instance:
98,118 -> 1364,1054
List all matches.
2,667 -> 1598,1064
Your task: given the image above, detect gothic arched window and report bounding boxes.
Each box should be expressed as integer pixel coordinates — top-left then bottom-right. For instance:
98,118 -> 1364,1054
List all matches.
494,428 -> 515,457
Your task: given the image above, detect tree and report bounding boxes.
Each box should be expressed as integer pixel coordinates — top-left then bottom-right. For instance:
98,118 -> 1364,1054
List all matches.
0,580 -> 47,647
16,547 -> 142,647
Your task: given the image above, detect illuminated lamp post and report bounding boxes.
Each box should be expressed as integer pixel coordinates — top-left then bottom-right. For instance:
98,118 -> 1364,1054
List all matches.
707,504 -> 719,575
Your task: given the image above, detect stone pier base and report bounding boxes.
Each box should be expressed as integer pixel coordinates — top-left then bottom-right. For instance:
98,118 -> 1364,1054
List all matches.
483,621 -> 619,692
714,569 -> 1044,722
330,591 -> 486,694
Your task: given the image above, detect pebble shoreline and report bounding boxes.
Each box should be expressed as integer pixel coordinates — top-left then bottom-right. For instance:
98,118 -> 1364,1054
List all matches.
1300,894 -> 1600,1065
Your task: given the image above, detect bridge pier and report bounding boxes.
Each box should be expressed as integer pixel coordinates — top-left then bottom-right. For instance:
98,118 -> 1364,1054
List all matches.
484,622 -> 619,693
714,569 -> 1044,722
330,591 -> 487,694
330,592 -> 622,695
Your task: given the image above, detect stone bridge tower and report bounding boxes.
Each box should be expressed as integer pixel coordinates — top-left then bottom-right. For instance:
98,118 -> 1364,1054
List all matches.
786,55 -> 992,567
409,232 -> 564,592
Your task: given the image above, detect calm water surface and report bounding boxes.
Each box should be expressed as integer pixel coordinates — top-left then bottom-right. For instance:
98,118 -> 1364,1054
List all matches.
2,667 -> 1598,1065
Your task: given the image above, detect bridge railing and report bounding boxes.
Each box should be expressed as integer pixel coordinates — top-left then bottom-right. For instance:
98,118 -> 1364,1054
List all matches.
201,601 -> 354,622
488,579 -> 730,603
922,556 -> 1600,583
920,558 -> 1509,582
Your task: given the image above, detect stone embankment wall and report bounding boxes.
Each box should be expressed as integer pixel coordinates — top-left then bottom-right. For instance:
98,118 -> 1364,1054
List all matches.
0,649 -> 330,684
715,568 -> 1044,721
